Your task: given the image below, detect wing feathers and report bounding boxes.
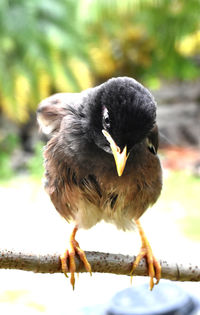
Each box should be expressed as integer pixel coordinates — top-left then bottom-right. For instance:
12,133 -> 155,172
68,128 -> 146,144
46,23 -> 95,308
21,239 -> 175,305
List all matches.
37,92 -> 81,136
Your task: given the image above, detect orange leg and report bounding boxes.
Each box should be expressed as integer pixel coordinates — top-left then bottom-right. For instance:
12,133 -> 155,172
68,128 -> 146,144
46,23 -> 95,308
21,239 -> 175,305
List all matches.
60,225 -> 92,290
130,220 -> 161,290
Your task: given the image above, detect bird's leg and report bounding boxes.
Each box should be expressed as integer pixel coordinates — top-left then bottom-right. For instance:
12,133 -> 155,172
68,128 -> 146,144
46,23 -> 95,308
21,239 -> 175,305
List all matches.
130,219 -> 161,290
60,225 -> 92,290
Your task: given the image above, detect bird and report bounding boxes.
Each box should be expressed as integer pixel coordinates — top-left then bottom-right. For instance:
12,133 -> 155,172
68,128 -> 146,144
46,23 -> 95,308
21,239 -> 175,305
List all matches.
37,76 -> 162,290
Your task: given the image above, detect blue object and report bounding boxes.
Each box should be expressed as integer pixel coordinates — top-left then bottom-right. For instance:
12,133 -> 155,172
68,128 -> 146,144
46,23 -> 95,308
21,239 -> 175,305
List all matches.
107,281 -> 199,315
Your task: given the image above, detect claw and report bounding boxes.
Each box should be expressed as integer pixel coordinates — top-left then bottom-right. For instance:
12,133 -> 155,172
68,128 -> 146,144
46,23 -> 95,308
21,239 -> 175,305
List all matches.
60,225 -> 92,289
130,220 -> 161,290
60,250 -> 69,278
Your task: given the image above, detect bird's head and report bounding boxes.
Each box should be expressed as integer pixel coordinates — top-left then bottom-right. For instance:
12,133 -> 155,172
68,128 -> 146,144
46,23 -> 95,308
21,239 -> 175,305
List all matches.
89,77 -> 157,176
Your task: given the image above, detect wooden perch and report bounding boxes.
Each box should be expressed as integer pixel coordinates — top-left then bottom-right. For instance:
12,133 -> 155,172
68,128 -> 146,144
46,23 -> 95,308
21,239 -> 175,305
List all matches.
0,249 -> 199,282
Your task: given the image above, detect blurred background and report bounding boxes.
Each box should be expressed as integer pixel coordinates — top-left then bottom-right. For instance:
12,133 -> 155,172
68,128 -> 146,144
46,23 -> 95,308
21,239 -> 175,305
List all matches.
0,0 -> 200,314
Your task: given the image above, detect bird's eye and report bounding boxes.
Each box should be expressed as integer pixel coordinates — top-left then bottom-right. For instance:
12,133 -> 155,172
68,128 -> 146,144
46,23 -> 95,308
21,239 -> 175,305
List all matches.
104,116 -> 110,125
146,138 -> 156,155
102,107 -> 110,129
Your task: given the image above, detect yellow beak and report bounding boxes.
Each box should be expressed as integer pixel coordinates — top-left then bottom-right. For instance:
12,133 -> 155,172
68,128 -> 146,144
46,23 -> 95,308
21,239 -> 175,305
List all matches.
102,130 -> 129,176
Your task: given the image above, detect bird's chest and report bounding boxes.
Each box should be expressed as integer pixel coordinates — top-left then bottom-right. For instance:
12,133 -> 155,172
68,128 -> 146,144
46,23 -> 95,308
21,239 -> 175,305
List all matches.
74,155 -> 162,231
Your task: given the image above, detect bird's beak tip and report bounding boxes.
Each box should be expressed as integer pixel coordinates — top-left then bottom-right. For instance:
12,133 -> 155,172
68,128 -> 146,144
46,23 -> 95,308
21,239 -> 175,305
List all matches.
115,145 -> 128,177
102,130 -> 129,177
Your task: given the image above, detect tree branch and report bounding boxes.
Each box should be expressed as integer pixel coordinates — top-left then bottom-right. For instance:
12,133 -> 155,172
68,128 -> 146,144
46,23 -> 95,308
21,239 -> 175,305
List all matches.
0,249 -> 199,282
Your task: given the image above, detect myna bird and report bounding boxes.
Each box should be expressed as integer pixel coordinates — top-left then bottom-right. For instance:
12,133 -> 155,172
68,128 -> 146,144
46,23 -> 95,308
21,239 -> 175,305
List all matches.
37,77 -> 162,290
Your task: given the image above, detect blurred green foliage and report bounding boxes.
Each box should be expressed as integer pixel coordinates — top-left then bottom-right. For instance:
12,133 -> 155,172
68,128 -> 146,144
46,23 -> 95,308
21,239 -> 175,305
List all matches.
0,0 -> 200,122
27,141 -> 44,180
161,171 -> 200,240
0,0 -> 92,122
0,133 -> 19,179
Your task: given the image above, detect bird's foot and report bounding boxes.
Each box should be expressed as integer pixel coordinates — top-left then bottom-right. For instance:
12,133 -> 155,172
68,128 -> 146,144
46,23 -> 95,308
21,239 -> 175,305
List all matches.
130,220 -> 161,290
60,226 -> 92,290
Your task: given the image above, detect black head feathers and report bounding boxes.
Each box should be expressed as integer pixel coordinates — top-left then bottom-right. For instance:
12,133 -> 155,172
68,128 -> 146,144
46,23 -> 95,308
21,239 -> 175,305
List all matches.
89,77 -> 156,152
37,77 -> 157,156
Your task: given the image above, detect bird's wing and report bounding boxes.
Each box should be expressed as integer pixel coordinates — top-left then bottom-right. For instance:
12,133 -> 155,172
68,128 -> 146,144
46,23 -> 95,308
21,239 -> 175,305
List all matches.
43,136 -> 102,224
37,92 -> 80,136
38,90 -> 102,223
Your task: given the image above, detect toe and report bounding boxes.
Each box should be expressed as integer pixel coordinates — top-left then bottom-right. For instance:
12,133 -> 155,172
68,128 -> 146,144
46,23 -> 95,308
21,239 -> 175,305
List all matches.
60,250 -> 69,278
130,250 -> 145,276
76,246 -> 92,275
154,257 -> 161,285
69,248 -> 76,290
147,253 -> 161,290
